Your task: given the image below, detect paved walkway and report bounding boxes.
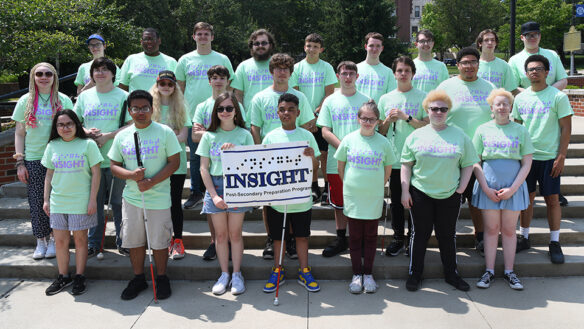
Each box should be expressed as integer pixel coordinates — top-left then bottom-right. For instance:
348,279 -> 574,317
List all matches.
2,277 -> 583,328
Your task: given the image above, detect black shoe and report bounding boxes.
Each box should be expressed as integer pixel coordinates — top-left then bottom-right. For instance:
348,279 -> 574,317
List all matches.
559,194 -> 568,207
311,185 -> 322,204
183,192 -> 203,209
385,238 -> 405,256
322,236 -> 347,257
263,237 -> 274,260
45,274 -> 73,296
516,235 -> 531,253
87,247 -> 98,258
320,187 -> 330,206
549,241 -> 565,264
203,242 -> 217,261
155,275 -> 172,300
445,275 -> 470,291
286,237 -> 298,259
118,247 -> 130,257
406,275 -> 421,291
121,276 -> 148,300
71,274 -> 87,295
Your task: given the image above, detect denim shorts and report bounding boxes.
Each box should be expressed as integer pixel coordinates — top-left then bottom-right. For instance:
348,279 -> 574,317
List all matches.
202,176 -> 252,214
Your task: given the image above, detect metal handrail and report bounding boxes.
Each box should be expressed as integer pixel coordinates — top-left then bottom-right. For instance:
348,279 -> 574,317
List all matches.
0,73 -> 77,101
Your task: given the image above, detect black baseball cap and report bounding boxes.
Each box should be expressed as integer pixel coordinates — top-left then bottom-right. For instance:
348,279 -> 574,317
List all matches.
521,22 -> 540,35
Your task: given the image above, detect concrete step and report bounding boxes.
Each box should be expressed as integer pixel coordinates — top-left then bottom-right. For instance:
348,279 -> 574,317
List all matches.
568,143 -> 584,158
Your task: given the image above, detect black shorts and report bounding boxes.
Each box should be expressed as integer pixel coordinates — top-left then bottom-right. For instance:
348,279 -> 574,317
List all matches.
526,159 -> 561,196
266,206 -> 312,240
463,172 -> 477,202
313,127 -> 328,152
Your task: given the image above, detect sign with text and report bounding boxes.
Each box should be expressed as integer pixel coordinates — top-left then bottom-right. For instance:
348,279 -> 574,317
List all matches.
221,141 -> 313,207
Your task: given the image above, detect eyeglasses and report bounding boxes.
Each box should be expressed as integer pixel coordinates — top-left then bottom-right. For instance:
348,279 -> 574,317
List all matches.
57,122 -> 75,129
359,117 -> 377,124
35,71 -> 54,77
278,108 -> 297,113
217,106 -> 234,113
429,107 -> 449,113
459,60 -> 479,66
273,67 -> 289,72
523,33 -> 540,40
417,39 -> 432,45
88,42 -> 103,48
527,66 -> 546,73
158,81 -> 175,87
93,67 -> 110,74
129,106 -> 152,114
339,72 -> 356,77
253,41 -> 269,47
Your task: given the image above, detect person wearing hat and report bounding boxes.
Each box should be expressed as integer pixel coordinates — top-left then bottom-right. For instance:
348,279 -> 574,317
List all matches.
508,21 -> 568,92
75,34 -> 121,95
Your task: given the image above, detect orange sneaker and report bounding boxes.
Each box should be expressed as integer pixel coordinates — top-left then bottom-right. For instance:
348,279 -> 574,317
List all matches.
171,238 -> 185,260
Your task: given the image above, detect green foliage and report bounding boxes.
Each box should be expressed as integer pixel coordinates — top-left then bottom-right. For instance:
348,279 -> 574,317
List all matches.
0,73 -> 19,83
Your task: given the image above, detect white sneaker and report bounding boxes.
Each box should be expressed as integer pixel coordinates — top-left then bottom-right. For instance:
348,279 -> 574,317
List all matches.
33,238 -> 48,260
45,237 -> 56,259
212,272 -> 230,295
230,272 -> 246,295
363,274 -> 378,293
349,274 -> 363,294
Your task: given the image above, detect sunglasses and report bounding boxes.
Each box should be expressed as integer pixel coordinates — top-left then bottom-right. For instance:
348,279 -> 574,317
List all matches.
217,106 -> 234,113
253,41 -> 269,47
158,81 -> 175,87
35,71 -> 54,78
429,107 -> 449,113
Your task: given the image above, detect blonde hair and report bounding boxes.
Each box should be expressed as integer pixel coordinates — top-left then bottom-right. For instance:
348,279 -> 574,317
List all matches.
422,90 -> 452,113
150,82 -> 187,130
487,88 -> 514,106
24,63 -> 62,127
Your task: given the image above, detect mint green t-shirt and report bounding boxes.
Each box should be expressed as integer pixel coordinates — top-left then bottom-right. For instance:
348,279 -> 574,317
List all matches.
74,87 -> 128,168
195,126 -> 254,176
355,61 -> 397,103
41,138 -> 103,214
437,77 -> 495,138
289,59 -> 338,111
401,125 -> 479,199
378,88 -> 428,169
478,57 -> 518,91
316,91 -> 370,174
472,120 -> 534,161
155,105 -> 192,175
11,92 -> 74,161
250,87 -> 315,138
262,127 -> 321,213
335,130 -> 397,219
508,48 -> 568,88
193,96 -> 248,129
231,58 -> 273,108
412,58 -> 450,92
108,122 -> 182,210
175,50 -> 234,119
119,52 -> 177,92
74,60 -> 121,87
512,86 -> 573,161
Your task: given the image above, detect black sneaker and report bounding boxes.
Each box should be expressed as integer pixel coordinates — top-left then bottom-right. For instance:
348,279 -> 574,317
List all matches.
286,237 -> 298,259
118,247 -> 130,257
320,188 -> 330,206
87,247 -> 97,258
203,242 -> 217,261
322,236 -> 347,257
475,239 -> 485,257
559,194 -> 568,207
45,274 -> 73,296
311,185 -> 322,204
155,275 -> 172,300
406,275 -> 421,291
503,272 -> 524,290
71,274 -> 87,295
385,238 -> 405,256
263,237 -> 274,260
548,241 -> 565,264
183,192 -> 203,209
476,271 -> 494,289
516,235 -> 531,253
445,274 -> 470,291
121,276 -> 148,300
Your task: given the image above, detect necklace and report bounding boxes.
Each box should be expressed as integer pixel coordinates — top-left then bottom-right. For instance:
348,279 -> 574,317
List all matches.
39,94 -> 50,107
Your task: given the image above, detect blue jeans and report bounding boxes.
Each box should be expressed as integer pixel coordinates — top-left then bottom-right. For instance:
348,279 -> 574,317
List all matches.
187,132 -> 203,195
88,167 -> 125,249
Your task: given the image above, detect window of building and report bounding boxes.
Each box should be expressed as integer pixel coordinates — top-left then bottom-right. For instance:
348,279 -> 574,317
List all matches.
412,26 -> 418,34
415,6 -> 420,18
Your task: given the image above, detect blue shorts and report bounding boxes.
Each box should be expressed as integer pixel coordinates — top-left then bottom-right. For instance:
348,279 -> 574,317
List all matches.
201,176 -> 253,214
526,159 -> 561,196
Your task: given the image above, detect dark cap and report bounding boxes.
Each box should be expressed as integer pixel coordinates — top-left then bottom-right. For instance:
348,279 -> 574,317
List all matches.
521,22 -> 540,35
87,34 -> 105,44
157,70 -> 176,83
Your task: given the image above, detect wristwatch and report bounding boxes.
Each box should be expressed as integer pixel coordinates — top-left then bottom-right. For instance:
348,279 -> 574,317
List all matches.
406,115 -> 412,123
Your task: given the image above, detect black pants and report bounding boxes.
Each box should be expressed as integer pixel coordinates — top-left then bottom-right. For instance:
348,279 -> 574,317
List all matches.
409,186 -> 461,279
390,169 -> 411,239
170,174 -> 186,239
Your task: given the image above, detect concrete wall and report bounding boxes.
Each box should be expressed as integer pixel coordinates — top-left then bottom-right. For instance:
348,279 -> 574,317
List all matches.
0,128 -> 17,186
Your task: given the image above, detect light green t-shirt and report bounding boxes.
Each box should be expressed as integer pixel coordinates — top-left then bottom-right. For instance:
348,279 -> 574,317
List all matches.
175,50 -> 234,119
478,57 -> 518,91
472,120 -> 534,161
193,96 -> 249,129
511,86 -> 573,161
355,61 -> 397,103
231,57 -> 273,108
335,131 -> 397,219
289,59 -> 338,111
378,88 -> 428,169
316,90 -> 370,174
41,138 -> 103,214
508,48 -> 568,88
437,77 -> 495,138
11,92 -> 74,161
195,126 -> 254,176
155,105 -> 192,175
250,87 -> 315,138
262,127 -> 321,213
412,58 -> 450,93
401,125 -> 479,199
74,87 -> 128,168
108,122 -> 182,210
74,60 -> 121,87
119,52 -> 177,92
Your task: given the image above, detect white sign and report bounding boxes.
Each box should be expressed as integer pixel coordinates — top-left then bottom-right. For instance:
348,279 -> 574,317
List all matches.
221,141 -> 313,207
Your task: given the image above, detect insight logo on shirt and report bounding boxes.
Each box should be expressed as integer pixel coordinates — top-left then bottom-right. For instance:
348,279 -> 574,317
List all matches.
413,70 -> 439,82
357,75 -> 386,89
135,63 -> 168,78
209,141 -> 222,158
331,106 -> 359,124
187,63 -> 214,80
246,68 -> 273,85
416,140 -> 458,159
347,149 -> 383,169
478,71 -> 504,84
384,102 -> 420,117
84,103 -> 120,120
52,153 -> 85,172
263,105 -> 278,121
453,89 -> 489,105
482,135 -> 520,154
297,72 -> 325,85
122,138 -> 161,161
516,101 -> 551,119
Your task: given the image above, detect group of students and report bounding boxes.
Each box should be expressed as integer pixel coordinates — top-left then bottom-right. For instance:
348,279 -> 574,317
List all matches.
11,20 -> 573,299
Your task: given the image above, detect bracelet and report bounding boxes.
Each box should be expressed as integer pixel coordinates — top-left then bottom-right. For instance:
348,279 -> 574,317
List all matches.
15,161 -> 25,168
12,153 -> 25,160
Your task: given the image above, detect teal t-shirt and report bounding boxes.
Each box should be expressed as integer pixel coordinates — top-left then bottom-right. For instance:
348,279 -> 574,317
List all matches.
412,58 -> 450,92
472,120 -> 534,161
512,86 -> 574,161
195,126 -> 254,176
155,105 -> 192,175
478,57 -> 518,91
378,88 -> 428,169
231,57 -> 273,108
401,125 -> 479,199
262,127 -> 321,213
193,96 -> 248,129
11,92 -> 74,161
437,77 -> 495,138
119,52 -> 177,92
289,59 -> 338,111
41,138 -> 103,214
74,87 -> 129,168
250,87 -> 315,138
175,50 -> 234,120
108,122 -> 182,209
508,48 -> 568,88
74,60 -> 121,87
316,90 -> 370,174
355,61 -> 397,103
335,130 -> 397,219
